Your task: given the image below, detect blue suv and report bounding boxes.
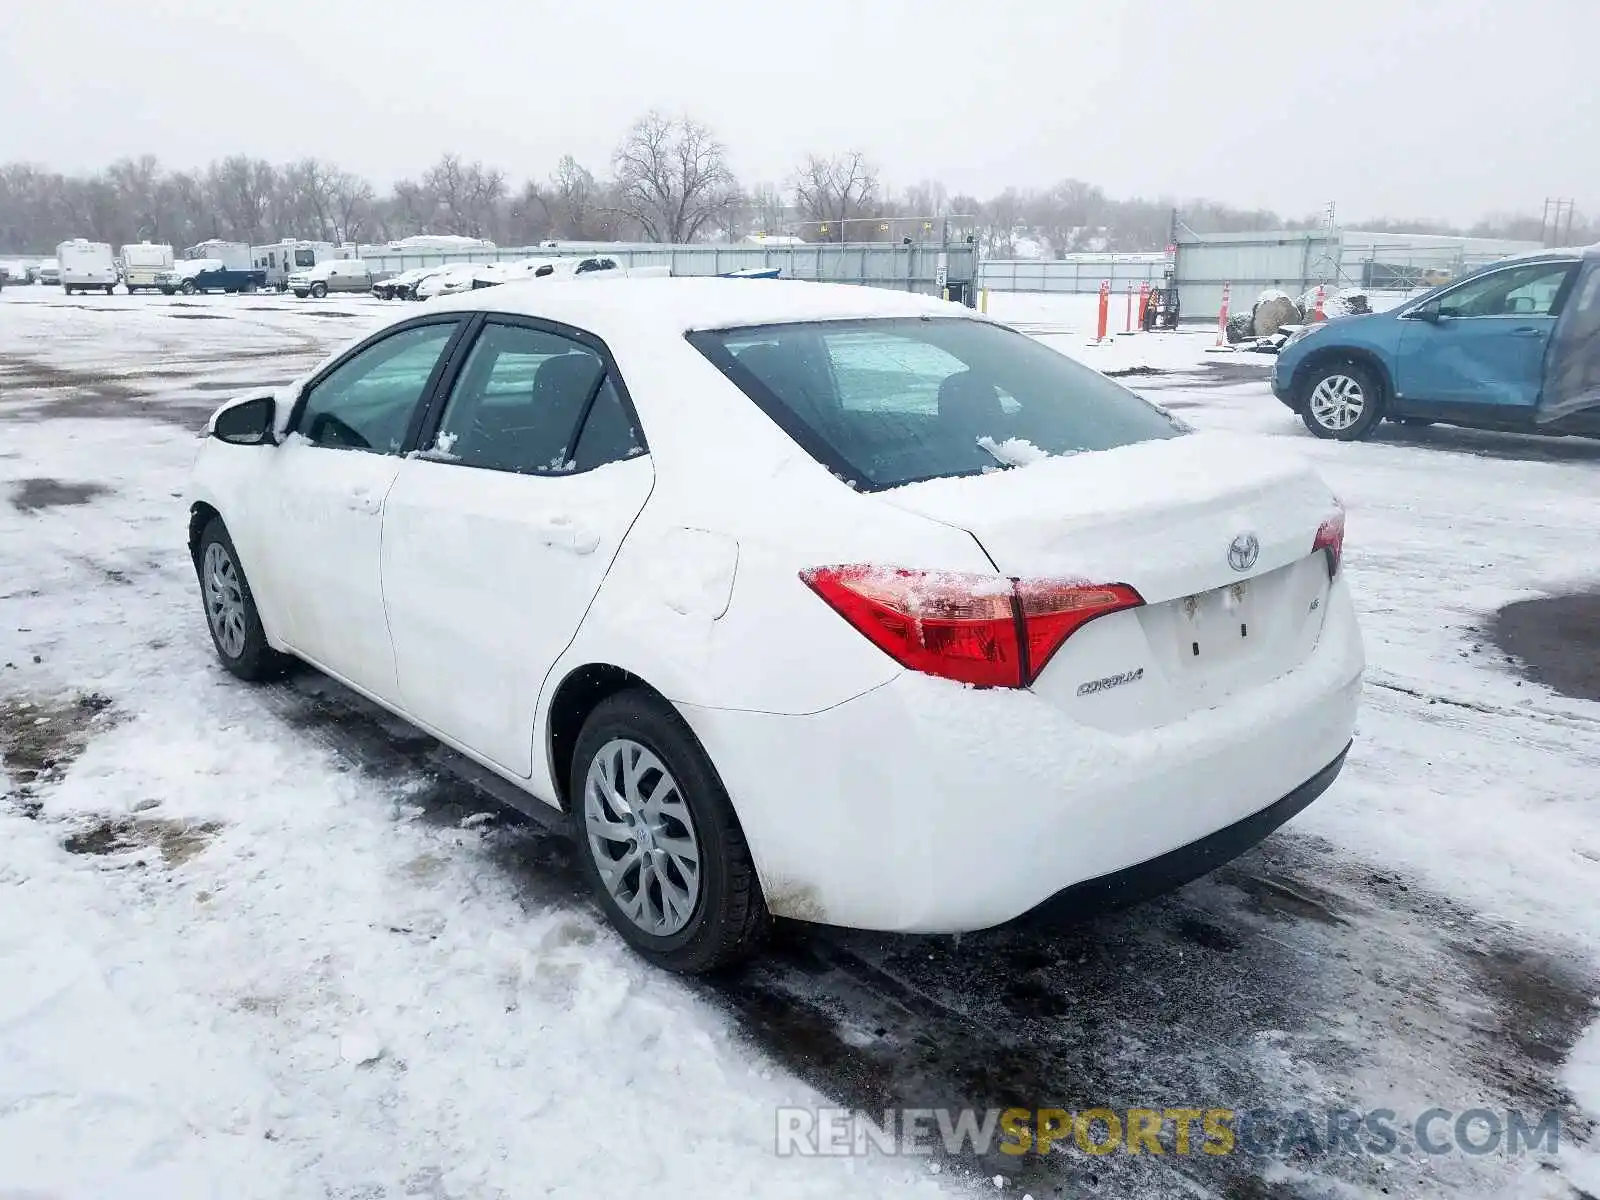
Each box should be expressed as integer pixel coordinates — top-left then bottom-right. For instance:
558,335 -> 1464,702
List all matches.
1272,246 -> 1600,441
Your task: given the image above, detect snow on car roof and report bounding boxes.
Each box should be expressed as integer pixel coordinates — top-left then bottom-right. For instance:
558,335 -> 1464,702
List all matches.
424,276 -> 974,337
1491,244 -> 1597,267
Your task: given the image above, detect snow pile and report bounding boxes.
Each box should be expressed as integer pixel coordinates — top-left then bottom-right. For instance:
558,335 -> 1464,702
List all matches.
1569,1019 -> 1600,1121
976,435 -> 1051,467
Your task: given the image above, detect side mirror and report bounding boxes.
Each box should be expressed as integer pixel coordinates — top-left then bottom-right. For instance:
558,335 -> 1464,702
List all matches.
211,394 -> 279,446
1408,302 -> 1441,324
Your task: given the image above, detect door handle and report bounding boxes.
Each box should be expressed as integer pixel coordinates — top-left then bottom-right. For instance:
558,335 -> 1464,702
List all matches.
1511,327 -> 1545,337
536,515 -> 600,555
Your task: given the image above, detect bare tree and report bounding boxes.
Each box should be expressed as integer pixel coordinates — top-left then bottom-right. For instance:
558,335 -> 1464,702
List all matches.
611,111 -> 738,243
790,151 -> 879,241
507,180 -> 552,245
418,153 -> 505,238
747,182 -> 788,237
330,170 -> 373,243
207,156 -> 276,244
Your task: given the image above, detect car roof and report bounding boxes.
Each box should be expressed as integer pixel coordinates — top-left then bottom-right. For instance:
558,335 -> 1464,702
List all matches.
424,276 -> 971,336
1483,244 -> 1597,269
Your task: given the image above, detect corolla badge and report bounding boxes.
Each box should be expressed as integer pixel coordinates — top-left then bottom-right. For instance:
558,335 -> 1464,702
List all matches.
1227,532 -> 1260,572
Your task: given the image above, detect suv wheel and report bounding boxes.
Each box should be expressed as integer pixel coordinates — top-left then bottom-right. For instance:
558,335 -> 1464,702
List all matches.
571,690 -> 769,973
309,282 -> 328,299
1300,361 -> 1384,441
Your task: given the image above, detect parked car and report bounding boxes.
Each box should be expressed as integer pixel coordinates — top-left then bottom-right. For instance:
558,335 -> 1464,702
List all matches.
35,259 -> 61,286
372,267 -> 439,300
186,279 -> 1362,973
1274,246 -> 1600,440
414,261 -> 489,300
468,256 -> 620,290
289,258 -> 373,299
155,258 -> 268,295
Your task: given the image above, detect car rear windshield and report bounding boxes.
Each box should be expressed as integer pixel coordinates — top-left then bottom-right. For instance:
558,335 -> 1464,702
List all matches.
688,317 -> 1184,490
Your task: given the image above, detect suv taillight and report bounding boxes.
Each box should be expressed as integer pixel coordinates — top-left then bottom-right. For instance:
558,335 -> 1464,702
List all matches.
800,566 -> 1143,689
1313,509 -> 1346,577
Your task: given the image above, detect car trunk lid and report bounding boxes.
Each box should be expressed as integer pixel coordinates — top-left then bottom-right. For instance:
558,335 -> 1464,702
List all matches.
876,432 -> 1342,730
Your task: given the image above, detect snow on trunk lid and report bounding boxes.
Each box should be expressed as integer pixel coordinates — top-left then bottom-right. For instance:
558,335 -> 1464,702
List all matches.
877,433 -> 1343,729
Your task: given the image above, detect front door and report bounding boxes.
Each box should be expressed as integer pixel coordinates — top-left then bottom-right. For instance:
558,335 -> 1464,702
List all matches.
261,317 -> 467,700
1396,259 -> 1578,413
381,318 -> 654,777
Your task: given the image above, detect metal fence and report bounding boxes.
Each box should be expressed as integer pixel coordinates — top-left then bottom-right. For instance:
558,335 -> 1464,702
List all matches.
978,254 -> 1167,294
360,240 -> 980,302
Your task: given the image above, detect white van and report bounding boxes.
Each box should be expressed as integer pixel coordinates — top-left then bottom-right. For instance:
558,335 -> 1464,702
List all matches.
287,258 -> 373,298
120,242 -> 175,293
57,240 -> 119,295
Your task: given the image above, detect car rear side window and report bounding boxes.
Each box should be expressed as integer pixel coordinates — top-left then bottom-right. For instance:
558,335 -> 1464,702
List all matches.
424,322 -> 638,475
688,317 -> 1183,490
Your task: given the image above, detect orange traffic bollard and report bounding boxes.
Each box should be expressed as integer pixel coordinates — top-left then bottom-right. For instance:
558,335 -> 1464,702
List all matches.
1137,282 -> 1151,330
1314,284 -> 1326,320
1215,282 -> 1232,346
1096,280 -> 1110,342
1124,281 -> 1134,333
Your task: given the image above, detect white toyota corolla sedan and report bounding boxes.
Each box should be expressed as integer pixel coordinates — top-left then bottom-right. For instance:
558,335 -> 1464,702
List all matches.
188,278 -> 1363,973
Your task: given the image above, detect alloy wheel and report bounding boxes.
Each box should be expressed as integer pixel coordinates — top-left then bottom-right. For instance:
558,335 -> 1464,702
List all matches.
203,541 -> 248,659
583,738 -> 703,936
1309,374 -> 1366,431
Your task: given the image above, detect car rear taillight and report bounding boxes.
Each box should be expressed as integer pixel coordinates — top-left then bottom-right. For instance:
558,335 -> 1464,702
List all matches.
1313,509 -> 1346,577
800,566 -> 1143,689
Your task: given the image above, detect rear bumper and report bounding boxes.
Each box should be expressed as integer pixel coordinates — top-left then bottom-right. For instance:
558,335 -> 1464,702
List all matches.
1011,742 -> 1348,925
679,578 -> 1363,933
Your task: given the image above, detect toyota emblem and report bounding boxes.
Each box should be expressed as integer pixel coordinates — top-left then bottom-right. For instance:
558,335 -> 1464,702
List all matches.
1227,533 -> 1260,572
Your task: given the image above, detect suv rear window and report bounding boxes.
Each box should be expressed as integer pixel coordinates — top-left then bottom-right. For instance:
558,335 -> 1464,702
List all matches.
688,317 -> 1183,490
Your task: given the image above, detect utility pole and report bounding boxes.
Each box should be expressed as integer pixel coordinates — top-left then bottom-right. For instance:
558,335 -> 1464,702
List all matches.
1542,198 -> 1577,247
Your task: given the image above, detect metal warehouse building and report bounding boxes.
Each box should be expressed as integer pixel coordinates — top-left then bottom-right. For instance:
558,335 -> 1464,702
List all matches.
976,231 -> 1543,320
1172,229 -> 1542,319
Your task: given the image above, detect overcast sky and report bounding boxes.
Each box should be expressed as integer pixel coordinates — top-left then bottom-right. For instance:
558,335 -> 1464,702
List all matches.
2,0 -> 1594,226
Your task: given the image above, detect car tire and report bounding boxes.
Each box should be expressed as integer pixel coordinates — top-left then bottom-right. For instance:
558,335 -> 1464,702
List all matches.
1299,360 -> 1384,441
195,518 -> 290,682
570,689 -> 769,973
309,282 -> 328,299
180,280 -> 197,296
104,285 -> 114,296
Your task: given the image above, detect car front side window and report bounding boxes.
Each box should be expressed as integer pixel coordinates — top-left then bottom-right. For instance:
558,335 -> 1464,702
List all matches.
294,321 -> 461,453
1436,263 -> 1577,319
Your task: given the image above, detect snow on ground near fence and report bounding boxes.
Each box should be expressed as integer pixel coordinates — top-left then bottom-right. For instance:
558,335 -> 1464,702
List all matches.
2,284 -> 1600,1198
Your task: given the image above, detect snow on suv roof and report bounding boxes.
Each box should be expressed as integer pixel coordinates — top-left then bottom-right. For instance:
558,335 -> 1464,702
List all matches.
425,276 -> 974,337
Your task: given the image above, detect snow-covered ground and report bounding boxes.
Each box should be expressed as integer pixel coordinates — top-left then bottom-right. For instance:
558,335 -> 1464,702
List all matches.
2,284 -> 1599,1199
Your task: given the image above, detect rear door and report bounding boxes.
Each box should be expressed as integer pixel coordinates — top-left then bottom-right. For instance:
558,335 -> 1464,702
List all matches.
1396,259 -> 1578,412
258,316 -> 469,701
380,317 -> 653,776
